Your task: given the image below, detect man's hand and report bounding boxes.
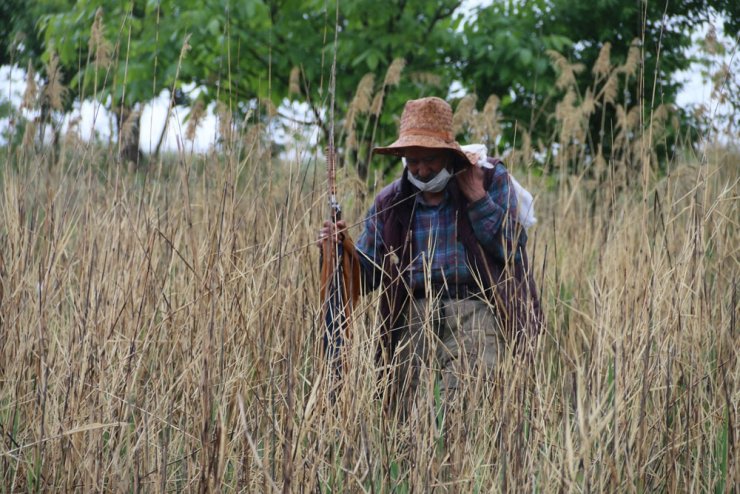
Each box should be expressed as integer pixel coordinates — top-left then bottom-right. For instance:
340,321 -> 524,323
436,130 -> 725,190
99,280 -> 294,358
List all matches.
456,165 -> 487,203
317,219 -> 348,248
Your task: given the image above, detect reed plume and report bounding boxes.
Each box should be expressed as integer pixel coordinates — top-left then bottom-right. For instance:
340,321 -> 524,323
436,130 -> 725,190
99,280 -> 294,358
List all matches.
42,53 -> 66,111
547,50 -> 585,89
289,66 -> 301,96
89,7 -> 112,68
592,42 -> 612,79
21,61 -> 38,111
186,100 -> 206,142
452,94 -> 477,135
383,58 -> 406,87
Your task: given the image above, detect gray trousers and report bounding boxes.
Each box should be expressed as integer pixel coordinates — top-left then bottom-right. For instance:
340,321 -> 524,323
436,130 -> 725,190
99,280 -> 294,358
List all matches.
392,296 -> 507,411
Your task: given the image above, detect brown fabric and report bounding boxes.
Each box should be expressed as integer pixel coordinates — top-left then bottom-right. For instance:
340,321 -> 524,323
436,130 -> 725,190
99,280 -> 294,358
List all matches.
320,235 -> 362,329
373,97 -> 475,167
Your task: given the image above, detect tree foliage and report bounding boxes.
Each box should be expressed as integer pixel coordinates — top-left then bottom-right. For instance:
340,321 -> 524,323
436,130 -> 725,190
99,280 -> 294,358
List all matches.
40,1 -> 189,109
39,1 -> 205,160
0,0 -> 58,68
177,0 -> 465,177
33,0 -> 464,172
14,0 -> 740,173
460,0 -> 739,165
459,0 -> 572,150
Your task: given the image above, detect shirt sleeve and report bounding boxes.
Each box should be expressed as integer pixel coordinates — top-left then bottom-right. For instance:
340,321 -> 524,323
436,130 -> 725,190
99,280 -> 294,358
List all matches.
355,203 -> 385,291
466,163 -> 527,263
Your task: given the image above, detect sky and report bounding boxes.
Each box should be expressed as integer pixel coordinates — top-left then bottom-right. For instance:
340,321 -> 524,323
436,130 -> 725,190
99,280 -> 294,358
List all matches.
0,7 -> 735,152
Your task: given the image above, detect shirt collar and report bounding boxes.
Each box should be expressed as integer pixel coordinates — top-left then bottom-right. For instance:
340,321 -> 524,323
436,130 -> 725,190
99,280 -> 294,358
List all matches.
415,188 -> 450,208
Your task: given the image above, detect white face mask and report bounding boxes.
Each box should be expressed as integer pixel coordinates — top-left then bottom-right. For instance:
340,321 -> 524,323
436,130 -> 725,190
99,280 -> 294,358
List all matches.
407,167 -> 453,193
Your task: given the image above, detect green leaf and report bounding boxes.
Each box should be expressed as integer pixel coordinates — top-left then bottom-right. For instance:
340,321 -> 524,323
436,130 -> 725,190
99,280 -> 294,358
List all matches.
367,51 -> 379,71
519,48 -> 533,66
207,18 -> 220,37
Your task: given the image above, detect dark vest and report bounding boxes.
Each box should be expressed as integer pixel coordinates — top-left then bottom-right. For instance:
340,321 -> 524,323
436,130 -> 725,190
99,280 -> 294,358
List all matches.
372,160 -> 544,361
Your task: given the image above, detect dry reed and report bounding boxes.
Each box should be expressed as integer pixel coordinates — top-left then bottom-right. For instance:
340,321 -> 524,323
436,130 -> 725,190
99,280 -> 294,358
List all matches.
0,41 -> 737,494
20,62 -> 37,111
41,53 -> 66,112
1,119 -> 736,493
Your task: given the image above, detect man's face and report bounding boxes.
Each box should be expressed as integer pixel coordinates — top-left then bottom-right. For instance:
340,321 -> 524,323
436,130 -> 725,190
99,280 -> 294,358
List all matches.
404,148 -> 450,182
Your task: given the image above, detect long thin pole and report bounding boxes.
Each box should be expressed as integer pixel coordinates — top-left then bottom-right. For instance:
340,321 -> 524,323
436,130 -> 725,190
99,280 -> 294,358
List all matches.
327,0 -> 341,224
323,0 -> 345,381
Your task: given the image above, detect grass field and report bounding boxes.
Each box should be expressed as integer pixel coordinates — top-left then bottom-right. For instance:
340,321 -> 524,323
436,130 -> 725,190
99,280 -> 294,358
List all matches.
1,32 -> 739,489
0,127 -> 737,491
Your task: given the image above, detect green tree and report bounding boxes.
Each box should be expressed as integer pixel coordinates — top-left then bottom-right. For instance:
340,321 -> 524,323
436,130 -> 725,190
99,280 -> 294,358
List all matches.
33,0 -> 737,176
0,0 -> 70,151
178,0 -> 465,179
0,0 -> 55,67
35,0 -> 464,175
40,0 -> 197,163
459,0 -> 572,151
461,0 -> 740,168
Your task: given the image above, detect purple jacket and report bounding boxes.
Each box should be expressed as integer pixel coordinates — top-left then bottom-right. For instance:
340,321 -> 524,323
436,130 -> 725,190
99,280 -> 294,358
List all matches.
367,160 -> 544,360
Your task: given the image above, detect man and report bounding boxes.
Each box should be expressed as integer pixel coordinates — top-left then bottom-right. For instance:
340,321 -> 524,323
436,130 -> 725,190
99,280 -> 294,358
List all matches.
319,96 -> 542,407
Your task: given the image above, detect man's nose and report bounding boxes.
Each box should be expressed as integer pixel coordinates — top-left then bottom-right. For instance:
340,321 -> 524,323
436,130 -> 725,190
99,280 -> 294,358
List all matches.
416,165 -> 433,179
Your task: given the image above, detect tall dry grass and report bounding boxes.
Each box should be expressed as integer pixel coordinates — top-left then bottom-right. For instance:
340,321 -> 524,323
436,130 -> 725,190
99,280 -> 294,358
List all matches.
1,125 -> 737,492
1,35 -> 738,494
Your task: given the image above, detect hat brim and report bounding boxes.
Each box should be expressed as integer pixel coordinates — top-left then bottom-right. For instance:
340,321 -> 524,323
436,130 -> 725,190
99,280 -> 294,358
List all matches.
373,135 -> 475,167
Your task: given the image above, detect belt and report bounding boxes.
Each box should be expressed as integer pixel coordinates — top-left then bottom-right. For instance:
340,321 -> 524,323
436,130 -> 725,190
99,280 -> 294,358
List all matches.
412,283 -> 482,300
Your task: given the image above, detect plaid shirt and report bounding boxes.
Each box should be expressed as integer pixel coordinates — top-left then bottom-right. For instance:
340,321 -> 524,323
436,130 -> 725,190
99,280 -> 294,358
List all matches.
356,162 -> 522,291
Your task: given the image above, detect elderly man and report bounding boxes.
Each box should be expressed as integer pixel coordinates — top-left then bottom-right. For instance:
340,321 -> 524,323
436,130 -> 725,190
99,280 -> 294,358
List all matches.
319,96 -> 542,407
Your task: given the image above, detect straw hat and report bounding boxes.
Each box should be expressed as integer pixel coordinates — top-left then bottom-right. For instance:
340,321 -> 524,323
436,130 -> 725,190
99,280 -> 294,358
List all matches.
373,96 -> 474,167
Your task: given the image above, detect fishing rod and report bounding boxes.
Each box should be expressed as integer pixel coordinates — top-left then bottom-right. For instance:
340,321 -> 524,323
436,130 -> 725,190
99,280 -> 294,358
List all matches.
321,0 -> 350,378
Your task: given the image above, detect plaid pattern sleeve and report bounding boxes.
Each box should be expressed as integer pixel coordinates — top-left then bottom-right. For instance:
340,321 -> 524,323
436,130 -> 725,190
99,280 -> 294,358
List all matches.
466,163 -> 526,263
355,204 -> 385,291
